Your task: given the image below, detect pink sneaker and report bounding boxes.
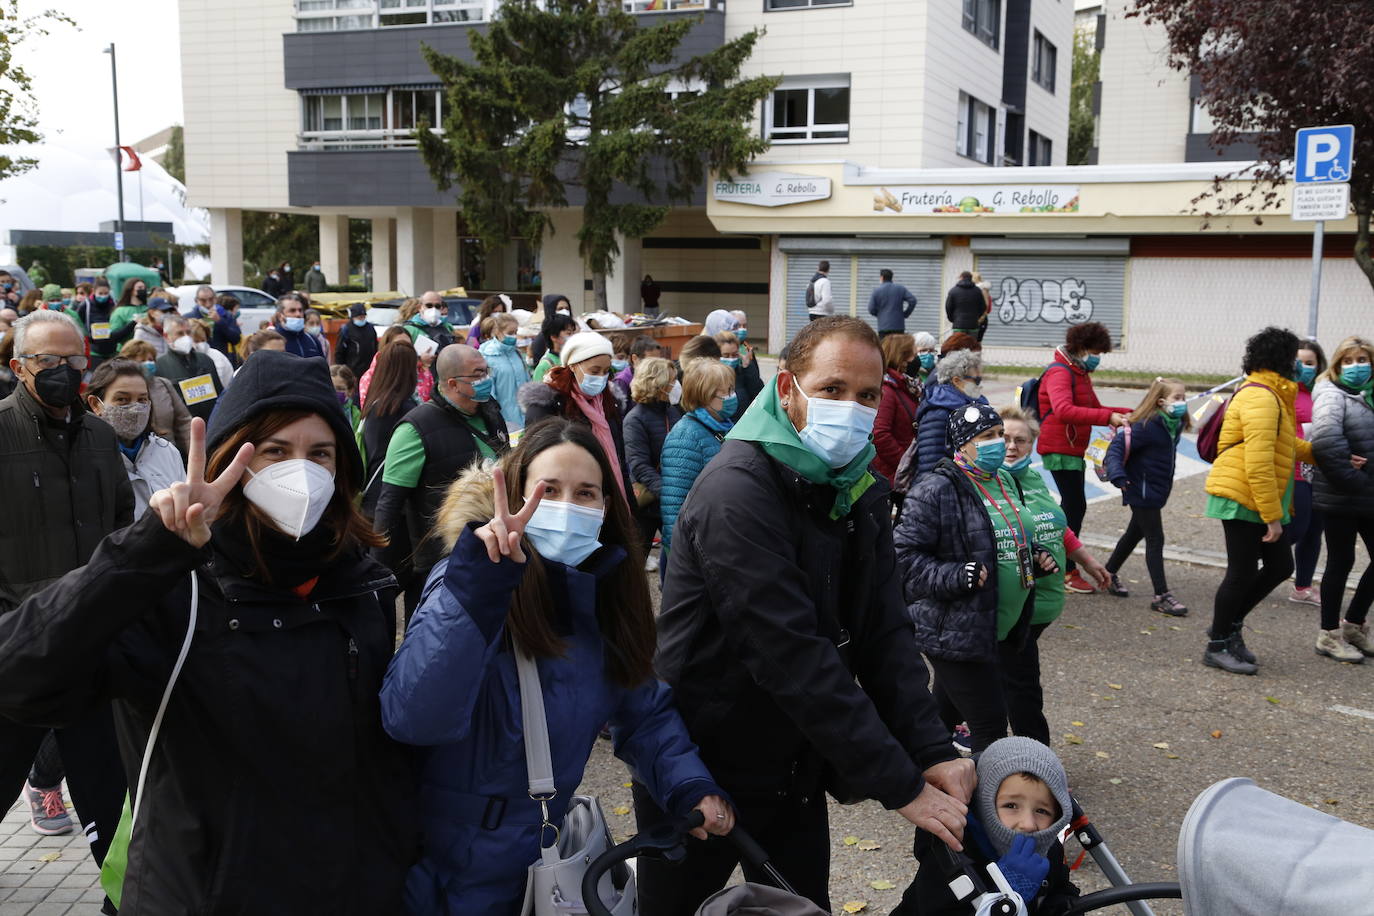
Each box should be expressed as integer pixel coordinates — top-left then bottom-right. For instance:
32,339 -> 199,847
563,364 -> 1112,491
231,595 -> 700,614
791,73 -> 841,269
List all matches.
1289,587 -> 1320,606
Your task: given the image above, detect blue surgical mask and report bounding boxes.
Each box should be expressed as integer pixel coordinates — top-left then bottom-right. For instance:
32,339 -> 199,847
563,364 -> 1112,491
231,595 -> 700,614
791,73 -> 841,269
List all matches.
1083,354 -> 1101,372
352,317 -> 368,327
502,335 -> 518,349
1166,401 -> 1188,418
973,439 -> 1007,472
578,372 -> 609,397
306,324 -> 323,337
141,360 -> 157,377
720,393 -> 739,416
735,328 -> 748,342
721,357 -> 741,369
283,316 -> 305,333
524,499 -> 604,567
1341,363 -> 1372,387
611,358 -> 629,373
1006,453 -> 1034,474
795,383 -> 878,468
918,352 -> 936,371
1296,364 -> 1317,387
469,376 -> 494,402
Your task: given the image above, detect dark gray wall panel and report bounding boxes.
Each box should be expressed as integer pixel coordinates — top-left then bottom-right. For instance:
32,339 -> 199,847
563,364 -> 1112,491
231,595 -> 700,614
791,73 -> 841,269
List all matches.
283,11 -> 726,91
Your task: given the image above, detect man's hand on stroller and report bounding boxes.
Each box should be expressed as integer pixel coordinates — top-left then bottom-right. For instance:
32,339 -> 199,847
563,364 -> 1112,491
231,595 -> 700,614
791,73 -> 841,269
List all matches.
689,795 -> 735,841
924,757 -> 976,805
899,781 -> 968,852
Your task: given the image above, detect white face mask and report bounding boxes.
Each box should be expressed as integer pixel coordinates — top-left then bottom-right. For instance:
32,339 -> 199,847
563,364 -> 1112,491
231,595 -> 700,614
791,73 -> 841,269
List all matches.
242,459 -> 336,541
171,335 -> 195,355
422,306 -> 441,326
668,380 -> 683,406
194,340 -> 210,354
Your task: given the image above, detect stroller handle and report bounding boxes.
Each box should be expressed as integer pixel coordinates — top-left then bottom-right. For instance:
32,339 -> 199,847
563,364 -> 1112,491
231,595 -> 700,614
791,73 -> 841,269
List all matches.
1062,882 -> 1182,915
581,811 -> 705,916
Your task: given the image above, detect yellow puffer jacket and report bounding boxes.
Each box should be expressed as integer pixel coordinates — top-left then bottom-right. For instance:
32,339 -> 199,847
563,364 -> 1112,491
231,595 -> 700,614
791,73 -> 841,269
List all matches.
1205,370 -> 1315,522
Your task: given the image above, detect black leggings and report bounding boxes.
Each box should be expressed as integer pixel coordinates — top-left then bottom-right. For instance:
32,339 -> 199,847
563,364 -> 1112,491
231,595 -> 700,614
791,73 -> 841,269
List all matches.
1320,514 -> 1374,629
29,730 -> 64,789
1210,519 -> 1294,638
1105,506 -> 1169,595
1287,480 -> 1325,589
1049,468 -> 1087,571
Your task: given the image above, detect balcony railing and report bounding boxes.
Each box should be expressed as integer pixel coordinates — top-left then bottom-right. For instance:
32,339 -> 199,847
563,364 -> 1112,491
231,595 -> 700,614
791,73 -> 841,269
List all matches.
294,0 -> 723,30
298,128 -> 442,150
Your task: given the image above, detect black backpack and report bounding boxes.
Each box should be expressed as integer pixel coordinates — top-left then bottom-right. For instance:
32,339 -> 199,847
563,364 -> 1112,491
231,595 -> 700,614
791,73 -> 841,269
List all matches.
804,279 -> 818,311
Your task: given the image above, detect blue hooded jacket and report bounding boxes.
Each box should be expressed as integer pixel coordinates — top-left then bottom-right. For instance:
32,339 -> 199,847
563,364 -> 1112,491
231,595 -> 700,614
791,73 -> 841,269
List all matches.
381,473 -> 721,915
912,381 -> 989,480
478,337 -> 530,429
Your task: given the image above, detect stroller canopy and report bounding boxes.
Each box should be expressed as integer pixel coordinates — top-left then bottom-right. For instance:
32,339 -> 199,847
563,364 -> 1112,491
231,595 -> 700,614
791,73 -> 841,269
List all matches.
1178,777 -> 1374,915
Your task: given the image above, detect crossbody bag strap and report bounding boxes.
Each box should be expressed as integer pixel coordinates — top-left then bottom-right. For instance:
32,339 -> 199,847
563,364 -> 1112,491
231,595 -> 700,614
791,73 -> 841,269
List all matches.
514,643 -> 561,861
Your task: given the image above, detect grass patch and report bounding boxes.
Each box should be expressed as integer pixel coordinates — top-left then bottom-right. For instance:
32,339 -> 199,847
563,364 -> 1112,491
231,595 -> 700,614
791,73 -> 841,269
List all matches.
982,364 -> 1236,388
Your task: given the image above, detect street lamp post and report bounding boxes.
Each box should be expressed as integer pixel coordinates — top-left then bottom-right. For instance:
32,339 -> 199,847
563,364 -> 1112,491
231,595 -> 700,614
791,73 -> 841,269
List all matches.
103,43 -> 126,262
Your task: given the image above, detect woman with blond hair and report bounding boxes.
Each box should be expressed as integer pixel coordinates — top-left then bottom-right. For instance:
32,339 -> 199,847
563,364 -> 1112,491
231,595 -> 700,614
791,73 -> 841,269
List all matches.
623,357 -> 681,571
659,359 -> 736,561
1309,334 -> 1374,663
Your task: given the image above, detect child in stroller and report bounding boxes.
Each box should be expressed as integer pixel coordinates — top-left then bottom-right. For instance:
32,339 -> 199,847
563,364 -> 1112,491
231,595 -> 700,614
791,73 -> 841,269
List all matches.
893,737 -> 1081,915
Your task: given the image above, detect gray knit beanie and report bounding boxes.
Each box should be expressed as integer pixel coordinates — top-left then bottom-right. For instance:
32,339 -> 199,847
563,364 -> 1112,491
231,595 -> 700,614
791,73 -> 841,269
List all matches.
976,737 -> 1073,858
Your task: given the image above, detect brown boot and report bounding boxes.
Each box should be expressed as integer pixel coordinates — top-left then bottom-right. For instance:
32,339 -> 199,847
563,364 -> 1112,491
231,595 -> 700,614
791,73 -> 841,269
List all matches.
1341,621 -> 1374,657
1316,629 -> 1364,663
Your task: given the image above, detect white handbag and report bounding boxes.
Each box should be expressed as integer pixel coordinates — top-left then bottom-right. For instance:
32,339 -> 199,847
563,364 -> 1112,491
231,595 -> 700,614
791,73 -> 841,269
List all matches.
516,647 -> 636,916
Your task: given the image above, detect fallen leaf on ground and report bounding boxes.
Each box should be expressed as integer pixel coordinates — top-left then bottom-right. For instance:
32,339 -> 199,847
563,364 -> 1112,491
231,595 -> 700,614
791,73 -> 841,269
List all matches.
1107,683 -> 1123,690
1210,730 -> 1223,739
613,806 -> 630,816
1152,742 -> 1170,749
1109,778 -> 1123,785
857,841 -> 881,851
842,902 -> 868,913
1064,733 -> 1084,745
1071,721 -> 1086,727
870,880 -> 897,890
37,851 -> 61,863
1062,624 -> 1081,629
1325,798 -> 1339,805
1095,751 -> 1110,759
1169,625 -> 1182,631
1266,696 -> 1280,705
843,836 -> 859,846
1165,753 -> 1180,759
622,782 -> 633,788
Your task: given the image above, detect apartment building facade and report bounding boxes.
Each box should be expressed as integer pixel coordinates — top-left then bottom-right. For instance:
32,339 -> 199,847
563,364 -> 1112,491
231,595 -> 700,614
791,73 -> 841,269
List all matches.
180,0 -> 1073,334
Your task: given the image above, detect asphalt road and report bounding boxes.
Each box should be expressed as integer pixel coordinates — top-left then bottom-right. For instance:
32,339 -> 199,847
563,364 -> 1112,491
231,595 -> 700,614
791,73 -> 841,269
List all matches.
577,474 -> 1374,916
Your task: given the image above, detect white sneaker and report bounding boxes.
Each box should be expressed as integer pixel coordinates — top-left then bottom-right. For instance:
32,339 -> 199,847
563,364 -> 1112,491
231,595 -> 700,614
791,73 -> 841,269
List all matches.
644,555 -> 659,572
1342,621 -> 1374,657
1316,629 -> 1364,663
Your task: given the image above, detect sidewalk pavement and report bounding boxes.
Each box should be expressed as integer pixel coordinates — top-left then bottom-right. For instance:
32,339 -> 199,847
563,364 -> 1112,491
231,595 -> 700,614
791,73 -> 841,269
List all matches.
1,795 -> 105,914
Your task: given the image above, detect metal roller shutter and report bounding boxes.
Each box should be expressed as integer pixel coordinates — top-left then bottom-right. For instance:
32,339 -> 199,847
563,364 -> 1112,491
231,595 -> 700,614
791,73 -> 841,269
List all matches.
854,255 -> 944,337
974,254 -> 1128,349
784,255 -> 852,343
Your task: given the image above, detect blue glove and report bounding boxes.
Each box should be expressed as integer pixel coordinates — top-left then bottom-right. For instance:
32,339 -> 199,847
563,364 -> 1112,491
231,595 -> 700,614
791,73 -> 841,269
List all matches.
997,833 -> 1050,904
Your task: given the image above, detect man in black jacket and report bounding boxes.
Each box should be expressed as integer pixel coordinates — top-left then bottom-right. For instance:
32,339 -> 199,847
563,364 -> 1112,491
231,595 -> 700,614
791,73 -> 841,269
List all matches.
373,343 -> 509,620
945,271 -> 988,336
0,311 -> 132,908
334,302 -> 378,380
640,317 -> 975,915
157,313 -> 226,422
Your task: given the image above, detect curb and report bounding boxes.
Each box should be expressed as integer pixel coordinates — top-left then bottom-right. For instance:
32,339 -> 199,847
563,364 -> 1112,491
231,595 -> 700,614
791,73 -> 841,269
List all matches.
1076,534 -> 1357,592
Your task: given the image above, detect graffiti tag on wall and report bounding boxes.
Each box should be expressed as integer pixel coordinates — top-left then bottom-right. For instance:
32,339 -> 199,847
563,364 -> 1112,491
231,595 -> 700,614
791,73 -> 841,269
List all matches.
995,277 -> 1094,325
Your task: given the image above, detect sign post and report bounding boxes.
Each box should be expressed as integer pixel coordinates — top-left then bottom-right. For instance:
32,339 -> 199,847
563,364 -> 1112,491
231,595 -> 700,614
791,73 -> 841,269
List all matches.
1293,125 -> 1355,339
113,231 -> 125,252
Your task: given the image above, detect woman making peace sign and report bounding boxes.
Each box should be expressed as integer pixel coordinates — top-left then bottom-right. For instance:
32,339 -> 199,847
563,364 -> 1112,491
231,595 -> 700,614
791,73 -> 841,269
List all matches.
381,418 -> 733,914
0,351 -> 417,914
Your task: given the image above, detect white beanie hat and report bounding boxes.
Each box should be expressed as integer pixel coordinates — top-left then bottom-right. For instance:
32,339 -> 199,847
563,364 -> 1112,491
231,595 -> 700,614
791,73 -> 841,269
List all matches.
560,331 -> 614,368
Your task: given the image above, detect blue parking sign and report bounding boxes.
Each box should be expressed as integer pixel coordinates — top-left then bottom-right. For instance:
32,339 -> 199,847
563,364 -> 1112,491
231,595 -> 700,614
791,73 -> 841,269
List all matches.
1295,125 -> 1355,183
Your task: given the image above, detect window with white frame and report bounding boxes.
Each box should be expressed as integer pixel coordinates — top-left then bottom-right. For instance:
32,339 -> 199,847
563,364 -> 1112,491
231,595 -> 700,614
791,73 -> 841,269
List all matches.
765,77 -> 850,143
302,89 -> 443,148
1027,129 -> 1052,166
961,0 -> 999,48
1032,31 -> 1056,92
956,91 -> 996,164
765,0 -> 850,9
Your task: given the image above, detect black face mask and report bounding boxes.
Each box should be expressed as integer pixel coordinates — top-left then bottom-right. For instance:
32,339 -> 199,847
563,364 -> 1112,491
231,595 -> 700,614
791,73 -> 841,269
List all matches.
32,365 -> 82,409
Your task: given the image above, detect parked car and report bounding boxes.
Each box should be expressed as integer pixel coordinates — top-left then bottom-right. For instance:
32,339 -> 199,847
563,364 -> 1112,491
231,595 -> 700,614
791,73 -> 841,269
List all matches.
166,284 -> 278,310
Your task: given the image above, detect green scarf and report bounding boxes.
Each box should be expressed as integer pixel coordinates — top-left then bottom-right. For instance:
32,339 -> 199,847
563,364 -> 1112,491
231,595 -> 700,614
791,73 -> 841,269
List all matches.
1159,410 -> 1182,439
726,378 -> 877,519
1362,381 -> 1374,412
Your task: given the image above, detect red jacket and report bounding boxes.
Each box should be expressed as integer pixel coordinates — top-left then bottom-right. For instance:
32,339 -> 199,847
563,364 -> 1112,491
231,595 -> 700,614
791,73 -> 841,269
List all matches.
873,369 -> 920,482
1036,350 -> 1127,458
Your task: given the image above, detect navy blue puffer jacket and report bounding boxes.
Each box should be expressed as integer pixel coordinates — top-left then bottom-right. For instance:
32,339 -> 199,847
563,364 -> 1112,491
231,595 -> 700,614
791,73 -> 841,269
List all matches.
1102,414 -> 1180,510
894,459 -> 1001,663
912,382 -> 988,480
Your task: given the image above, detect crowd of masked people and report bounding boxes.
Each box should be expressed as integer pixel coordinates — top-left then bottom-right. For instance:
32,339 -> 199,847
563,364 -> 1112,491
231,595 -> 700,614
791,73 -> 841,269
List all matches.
1,266 -> 1370,915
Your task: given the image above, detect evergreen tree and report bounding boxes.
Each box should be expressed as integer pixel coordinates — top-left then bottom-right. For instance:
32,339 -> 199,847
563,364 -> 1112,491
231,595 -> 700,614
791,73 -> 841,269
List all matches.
416,0 -> 777,308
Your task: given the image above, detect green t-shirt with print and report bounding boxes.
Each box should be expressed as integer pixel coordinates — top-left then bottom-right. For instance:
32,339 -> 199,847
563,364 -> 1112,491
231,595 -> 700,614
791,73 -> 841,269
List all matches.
1011,465 -> 1069,625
